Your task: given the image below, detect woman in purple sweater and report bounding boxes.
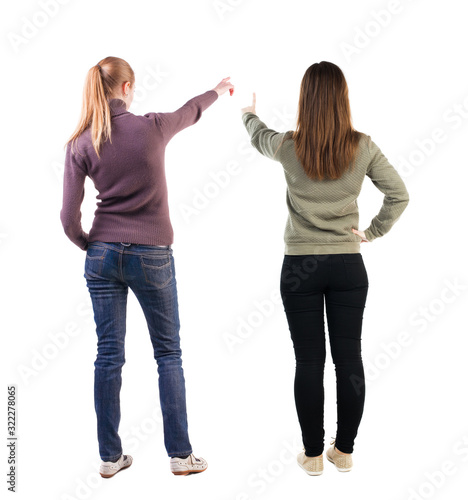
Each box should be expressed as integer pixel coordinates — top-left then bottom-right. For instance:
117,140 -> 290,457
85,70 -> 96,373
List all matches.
60,56 -> 233,478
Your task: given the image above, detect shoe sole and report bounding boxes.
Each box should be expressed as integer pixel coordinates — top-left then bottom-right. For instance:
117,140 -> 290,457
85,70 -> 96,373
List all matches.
172,467 -> 207,476
100,462 -> 132,478
326,455 -> 352,472
297,461 -> 323,476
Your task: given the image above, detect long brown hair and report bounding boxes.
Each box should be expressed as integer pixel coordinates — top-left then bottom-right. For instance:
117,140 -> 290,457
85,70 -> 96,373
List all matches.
65,56 -> 135,159
286,61 -> 362,180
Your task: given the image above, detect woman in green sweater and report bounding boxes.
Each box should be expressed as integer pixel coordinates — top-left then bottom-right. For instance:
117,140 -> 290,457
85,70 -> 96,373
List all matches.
241,61 -> 409,476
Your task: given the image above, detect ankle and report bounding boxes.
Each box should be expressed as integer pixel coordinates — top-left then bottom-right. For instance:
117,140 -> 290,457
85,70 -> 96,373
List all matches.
335,447 -> 350,455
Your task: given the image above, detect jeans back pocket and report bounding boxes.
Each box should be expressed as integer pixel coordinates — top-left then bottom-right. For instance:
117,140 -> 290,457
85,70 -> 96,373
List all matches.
84,243 -> 108,278
139,254 -> 173,289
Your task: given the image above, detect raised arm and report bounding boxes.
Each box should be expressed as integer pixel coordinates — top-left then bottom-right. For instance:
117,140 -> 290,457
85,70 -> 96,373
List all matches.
155,89 -> 219,144
60,142 -> 89,250
363,138 -> 410,242
242,111 -> 286,162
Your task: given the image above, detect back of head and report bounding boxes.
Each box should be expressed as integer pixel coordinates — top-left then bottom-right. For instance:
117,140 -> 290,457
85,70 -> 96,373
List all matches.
65,56 -> 135,159
292,61 -> 362,181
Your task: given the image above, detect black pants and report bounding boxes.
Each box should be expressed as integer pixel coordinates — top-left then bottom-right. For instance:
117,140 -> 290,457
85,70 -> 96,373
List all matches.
280,253 -> 369,456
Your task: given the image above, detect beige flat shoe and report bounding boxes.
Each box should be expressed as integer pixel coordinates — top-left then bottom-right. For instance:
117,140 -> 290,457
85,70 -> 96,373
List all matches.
297,448 -> 324,476
326,437 -> 353,472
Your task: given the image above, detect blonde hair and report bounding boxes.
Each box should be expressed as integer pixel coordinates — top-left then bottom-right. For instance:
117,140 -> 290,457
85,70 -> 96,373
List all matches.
65,56 -> 135,159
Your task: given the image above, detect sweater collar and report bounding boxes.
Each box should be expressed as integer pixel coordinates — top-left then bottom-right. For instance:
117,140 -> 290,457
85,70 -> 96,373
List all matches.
108,98 -> 129,116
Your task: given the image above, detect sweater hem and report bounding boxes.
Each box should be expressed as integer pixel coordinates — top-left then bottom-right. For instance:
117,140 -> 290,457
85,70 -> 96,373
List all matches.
284,242 -> 361,255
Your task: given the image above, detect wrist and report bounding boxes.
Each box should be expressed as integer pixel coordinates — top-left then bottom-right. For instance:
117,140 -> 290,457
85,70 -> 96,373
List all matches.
363,229 -> 374,242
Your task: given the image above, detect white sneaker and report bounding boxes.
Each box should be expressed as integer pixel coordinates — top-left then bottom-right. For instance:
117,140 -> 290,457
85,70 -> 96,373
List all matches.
99,454 -> 133,478
170,453 -> 207,475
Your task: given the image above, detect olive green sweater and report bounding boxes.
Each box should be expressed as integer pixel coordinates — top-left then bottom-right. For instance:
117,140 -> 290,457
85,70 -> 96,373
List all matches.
242,112 -> 410,255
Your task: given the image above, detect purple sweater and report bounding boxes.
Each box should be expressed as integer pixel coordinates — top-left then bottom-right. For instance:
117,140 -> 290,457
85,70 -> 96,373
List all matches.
60,89 -> 219,250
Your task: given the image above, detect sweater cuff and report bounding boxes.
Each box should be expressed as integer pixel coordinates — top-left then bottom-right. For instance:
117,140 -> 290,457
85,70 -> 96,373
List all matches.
364,228 -> 377,242
80,232 -> 89,251
242,111 -> 257,122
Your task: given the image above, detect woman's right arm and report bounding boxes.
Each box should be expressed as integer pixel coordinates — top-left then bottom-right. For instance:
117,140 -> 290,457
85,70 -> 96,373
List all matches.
60,142 -> 89,250
154,78 -> 233,144
363,138 -> 410,242
155,89 -> 219,144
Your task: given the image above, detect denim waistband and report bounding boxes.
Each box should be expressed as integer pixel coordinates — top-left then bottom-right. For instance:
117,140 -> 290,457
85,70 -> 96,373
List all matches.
88,241 -> 171,252
119,242 -> 169,248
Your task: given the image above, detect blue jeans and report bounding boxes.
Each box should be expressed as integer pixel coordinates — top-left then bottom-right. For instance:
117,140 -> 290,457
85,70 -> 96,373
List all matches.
84,241 -> 192,461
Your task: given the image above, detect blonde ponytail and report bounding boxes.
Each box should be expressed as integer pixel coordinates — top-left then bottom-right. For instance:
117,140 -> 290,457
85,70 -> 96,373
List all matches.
65,56 -> 135,159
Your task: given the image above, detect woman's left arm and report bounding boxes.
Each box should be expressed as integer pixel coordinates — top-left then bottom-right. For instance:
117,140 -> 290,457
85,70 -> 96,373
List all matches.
60,142 -> 89,250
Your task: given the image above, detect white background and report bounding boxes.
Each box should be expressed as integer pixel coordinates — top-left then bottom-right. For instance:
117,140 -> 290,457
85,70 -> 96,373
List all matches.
2,0 -> 468,498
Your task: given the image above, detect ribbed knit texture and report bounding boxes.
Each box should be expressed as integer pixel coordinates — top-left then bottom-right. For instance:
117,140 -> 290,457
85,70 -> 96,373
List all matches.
242,112 -> 410,254
61,89 -> 219,250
